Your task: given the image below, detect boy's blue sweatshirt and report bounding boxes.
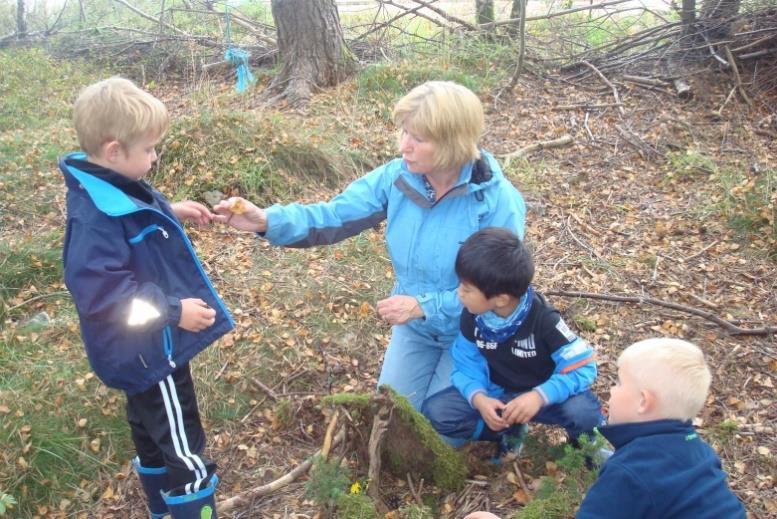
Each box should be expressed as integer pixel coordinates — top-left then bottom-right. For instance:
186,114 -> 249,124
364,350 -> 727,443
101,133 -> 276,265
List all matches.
577,419 -> 746,519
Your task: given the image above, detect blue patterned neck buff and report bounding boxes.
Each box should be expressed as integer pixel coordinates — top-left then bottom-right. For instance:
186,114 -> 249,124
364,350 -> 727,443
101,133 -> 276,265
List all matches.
475,286 -> 534,343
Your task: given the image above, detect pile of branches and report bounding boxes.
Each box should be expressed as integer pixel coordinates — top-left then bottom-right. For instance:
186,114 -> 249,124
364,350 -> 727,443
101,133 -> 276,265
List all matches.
1,0 -> 278,82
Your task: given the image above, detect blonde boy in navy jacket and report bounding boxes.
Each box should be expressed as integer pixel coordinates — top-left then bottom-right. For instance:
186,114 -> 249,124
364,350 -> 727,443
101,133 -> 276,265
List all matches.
577,338 -> 745,518
60,77 -> 233,518
464,339 -> 745,519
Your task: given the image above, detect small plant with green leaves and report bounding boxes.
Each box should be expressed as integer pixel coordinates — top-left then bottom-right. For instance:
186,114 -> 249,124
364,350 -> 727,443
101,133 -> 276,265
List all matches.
0,493 -> 17,516
665,149 -> 717,180
718,166 -> 776,250
334,492 -> 378,519
572,315 -> 597,333
398,502 -> 435,519
514,433 -> 606,519
305,455 -> 352,515
708,418 -> 739,446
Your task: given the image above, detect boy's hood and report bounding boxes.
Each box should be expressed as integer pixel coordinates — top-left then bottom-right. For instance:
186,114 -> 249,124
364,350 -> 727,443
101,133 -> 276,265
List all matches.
60,152 -> 144,217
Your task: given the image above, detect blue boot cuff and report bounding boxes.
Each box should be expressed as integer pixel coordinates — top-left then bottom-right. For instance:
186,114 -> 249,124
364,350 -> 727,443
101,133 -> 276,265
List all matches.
133,456 -> 168,475
163,474 -> 219,505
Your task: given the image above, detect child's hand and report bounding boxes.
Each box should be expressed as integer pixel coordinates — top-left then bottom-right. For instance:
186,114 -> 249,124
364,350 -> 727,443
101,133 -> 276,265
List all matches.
171,201 -> 214,226
179,298 -> 216,332
503,390 -> 544,425
472,393 -> 509,432
464,513 -> 501,519
212,197 -> 267,232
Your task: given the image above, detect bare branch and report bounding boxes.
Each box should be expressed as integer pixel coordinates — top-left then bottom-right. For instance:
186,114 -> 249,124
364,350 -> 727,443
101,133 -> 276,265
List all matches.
545,290 -> 777,337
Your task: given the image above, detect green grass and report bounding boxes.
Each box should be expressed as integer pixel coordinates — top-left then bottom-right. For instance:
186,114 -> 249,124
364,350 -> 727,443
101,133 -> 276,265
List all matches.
0,49 -> 102,131
0,324 -> 131,516
356,62 -> 485,120
0,234 -> 62,301
665,148 -> 775,254
154,108 -> 360,205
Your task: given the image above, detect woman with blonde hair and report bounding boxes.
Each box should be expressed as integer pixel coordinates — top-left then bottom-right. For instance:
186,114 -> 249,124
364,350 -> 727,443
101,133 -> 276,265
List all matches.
216,81 -> 526,410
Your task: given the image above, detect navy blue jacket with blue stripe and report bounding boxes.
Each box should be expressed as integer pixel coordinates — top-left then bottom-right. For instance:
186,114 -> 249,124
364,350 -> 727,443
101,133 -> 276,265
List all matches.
577,419 -> 746,518
60,153 -> 234,395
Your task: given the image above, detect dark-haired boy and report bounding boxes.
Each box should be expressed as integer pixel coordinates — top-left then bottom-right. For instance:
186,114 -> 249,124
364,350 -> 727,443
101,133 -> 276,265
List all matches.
422,227 -> 604,456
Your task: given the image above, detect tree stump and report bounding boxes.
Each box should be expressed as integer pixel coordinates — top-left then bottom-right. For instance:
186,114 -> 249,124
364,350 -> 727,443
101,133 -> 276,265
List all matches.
323,386 -> 468,495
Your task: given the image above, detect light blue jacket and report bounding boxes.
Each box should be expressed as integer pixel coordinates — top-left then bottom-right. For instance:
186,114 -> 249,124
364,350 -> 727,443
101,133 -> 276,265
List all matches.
263,151 -> 526,340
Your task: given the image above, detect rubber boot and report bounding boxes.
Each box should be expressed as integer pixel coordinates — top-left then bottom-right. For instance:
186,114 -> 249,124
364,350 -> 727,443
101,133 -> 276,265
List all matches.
132,456 -> 170,519
163,474 -> 218,519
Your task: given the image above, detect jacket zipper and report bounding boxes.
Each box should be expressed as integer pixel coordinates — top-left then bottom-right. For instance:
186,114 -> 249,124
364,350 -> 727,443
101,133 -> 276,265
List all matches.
128,224 -> 169,244
162,325 -> 176,369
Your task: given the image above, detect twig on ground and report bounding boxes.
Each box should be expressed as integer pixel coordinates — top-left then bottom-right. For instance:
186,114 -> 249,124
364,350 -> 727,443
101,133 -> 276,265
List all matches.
406,473 -> 423,505
251,378 -> 279,401
582,61 -> 625,116
501,134 -> 574,167
684,240 -> 719,262
217,428 -> 346,513
552,102 -> 622,110
723,45 -> 753,108
544,289 -> 777,336
321,409 -> 340,460
6,291 -> 70,312
512,461 -> 532,496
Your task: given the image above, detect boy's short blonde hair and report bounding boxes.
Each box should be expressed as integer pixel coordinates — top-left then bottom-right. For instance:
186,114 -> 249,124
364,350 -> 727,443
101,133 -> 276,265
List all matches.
392,81 -> 484,173
73,77 -> 169,155
619,338 -> 711,421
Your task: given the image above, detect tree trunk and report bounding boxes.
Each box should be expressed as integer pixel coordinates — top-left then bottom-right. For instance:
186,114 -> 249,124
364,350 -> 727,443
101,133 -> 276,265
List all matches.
16,0 -> 27,39
269,0 -> 357,107
508,0 -> 522,36
476,0 -> 495,25
700,0 -> 741,39
680,0 -> 696,36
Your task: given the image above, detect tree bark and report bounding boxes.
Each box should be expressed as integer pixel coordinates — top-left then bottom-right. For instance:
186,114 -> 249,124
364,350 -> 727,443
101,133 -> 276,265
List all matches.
700,0 -> 741,39
680,0 -> 696,36
476,0 -> 495,25
16,0 -> 27,39
269,0 -> 357,107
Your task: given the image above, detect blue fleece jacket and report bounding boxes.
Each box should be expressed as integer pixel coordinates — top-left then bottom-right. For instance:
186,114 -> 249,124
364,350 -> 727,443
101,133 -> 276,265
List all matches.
577,419 -> 745,519
262,151 -> 526,340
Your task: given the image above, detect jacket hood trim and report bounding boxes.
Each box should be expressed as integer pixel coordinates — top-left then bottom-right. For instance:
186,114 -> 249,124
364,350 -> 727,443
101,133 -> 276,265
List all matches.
60,152 -> 142,217
394,154 -> 498,209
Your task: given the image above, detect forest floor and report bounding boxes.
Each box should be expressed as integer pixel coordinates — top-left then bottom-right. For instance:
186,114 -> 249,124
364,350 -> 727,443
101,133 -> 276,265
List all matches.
130,69 -> 776,518
1,49 -> 775,518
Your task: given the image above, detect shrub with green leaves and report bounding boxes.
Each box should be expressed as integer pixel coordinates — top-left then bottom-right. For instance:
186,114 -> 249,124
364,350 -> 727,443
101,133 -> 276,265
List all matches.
356,63 -> 482,119
0,493 -> 16,516
305,455 -> 352,512
514,433 -> 606,519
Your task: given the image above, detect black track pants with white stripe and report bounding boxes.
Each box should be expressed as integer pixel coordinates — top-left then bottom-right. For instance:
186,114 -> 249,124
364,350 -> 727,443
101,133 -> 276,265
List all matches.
126,363 -> 217,496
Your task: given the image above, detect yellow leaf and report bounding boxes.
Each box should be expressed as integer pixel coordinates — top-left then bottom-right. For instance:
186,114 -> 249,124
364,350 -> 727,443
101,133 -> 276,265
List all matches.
101,486 -> 114,500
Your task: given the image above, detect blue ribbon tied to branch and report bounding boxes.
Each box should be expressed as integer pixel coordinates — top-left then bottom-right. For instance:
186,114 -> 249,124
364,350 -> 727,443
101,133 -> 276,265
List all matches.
224,47 -> 254,93
223,2 -> 254,93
